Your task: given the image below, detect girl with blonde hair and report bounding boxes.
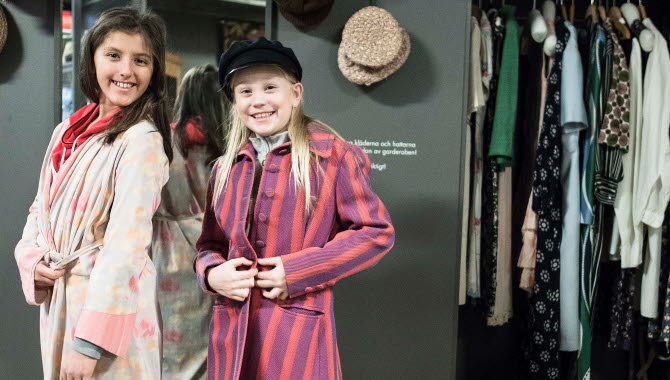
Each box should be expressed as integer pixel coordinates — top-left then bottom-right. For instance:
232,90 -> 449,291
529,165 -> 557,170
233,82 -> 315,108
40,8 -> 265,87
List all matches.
194,37 -> 395,379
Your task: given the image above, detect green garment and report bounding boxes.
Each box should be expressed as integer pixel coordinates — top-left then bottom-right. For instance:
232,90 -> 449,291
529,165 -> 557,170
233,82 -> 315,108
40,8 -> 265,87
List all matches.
578,23 -> 608,380
488,5 -> 519,168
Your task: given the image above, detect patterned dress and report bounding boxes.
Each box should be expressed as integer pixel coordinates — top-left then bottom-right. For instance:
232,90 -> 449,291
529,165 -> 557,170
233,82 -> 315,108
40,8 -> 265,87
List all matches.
526,22 -> 568,380
15,119 -> 168,379
152,130 -> 213,380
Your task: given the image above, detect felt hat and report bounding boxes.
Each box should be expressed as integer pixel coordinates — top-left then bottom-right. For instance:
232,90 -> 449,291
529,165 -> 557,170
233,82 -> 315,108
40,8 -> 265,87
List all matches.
338,6 -> 411,86
274,0 -> 334,28
0,5 -> 7,55
218,37 -> 302,100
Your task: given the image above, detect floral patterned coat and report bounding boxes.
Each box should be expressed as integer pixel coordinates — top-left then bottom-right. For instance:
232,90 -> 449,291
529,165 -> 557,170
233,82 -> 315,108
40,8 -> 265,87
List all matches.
15,119 -> 169,379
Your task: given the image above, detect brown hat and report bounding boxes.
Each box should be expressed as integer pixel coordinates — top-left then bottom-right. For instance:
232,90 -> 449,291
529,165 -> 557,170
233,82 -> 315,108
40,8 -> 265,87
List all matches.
274,0 -> 334,28
338,6 -> 411,86
338,28 -> 410,86
0,5 -> 7,55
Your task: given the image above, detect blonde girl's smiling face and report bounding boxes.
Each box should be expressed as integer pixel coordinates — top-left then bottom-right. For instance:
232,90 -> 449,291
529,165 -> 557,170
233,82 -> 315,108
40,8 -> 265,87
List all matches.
93,31 -> 153,113
232,65 -> 303,137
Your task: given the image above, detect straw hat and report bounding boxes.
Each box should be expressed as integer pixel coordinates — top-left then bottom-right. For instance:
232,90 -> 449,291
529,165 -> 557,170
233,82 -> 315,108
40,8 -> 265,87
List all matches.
0,5 -> 7,55
338,6 -> 411,86
274,0 -> 334,28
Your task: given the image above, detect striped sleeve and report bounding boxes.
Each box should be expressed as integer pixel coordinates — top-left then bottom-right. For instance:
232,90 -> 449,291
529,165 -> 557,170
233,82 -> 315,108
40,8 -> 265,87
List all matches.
194,168 -> 228,294
281,145 -> 395,298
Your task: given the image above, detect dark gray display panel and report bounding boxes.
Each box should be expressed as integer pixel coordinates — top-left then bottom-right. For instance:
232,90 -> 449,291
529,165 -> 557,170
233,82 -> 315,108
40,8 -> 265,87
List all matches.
271,0 -> 470,377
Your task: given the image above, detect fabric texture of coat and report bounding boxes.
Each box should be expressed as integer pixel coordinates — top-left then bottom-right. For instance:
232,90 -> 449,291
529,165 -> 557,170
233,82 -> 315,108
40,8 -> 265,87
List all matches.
194,122 -> 395,379
15,118 -> 169,379
152,129 -> 213,380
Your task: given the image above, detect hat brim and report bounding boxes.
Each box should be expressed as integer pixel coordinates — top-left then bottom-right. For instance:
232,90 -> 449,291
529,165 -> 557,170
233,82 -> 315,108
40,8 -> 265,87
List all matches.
277,0 -> 333,28
338,29 -> 410,86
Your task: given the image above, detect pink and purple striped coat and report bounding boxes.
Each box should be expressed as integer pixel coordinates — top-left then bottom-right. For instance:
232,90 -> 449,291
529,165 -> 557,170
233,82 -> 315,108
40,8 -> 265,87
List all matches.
195,122 -> 395,379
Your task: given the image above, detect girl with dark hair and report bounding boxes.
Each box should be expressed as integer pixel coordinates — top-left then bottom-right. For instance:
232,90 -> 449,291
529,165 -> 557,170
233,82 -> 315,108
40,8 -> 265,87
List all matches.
151,64 -> 225,379
14,7 -> 171,379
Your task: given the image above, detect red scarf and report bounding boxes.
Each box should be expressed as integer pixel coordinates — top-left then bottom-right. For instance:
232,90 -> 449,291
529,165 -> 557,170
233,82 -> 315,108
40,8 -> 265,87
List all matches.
52,104 -> 117,172
172,117 -> 207,151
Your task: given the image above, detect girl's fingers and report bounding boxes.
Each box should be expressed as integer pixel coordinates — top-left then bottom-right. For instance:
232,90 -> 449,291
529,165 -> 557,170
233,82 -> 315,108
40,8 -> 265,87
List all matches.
256,257 -> 279,267
35,275 -> 55,287
254,279 -> 275,289
255,269 -> 277,281
232,268 -> 258,281
229,257 -> 254,268
262,287 -> 283,299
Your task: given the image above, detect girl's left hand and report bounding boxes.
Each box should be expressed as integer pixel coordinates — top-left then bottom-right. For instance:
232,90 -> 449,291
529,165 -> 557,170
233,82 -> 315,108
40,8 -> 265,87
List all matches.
60,350 -> 97,380
255,257 -> 289,300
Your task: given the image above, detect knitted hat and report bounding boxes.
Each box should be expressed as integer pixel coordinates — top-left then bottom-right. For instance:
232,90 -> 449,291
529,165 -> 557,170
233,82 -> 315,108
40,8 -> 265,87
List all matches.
0,5 -> 7,55
274,0 -> 334,28
218,37 -> 302,100
338,6 -> 411,86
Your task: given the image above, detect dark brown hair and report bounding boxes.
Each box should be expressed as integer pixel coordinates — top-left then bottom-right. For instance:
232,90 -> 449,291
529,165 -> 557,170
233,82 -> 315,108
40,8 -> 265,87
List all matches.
80,7 -> 172,161
173,64 -> 225,163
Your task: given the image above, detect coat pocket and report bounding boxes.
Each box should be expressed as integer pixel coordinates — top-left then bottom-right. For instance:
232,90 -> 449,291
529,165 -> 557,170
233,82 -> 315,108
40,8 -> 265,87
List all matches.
278,304 -> 325,318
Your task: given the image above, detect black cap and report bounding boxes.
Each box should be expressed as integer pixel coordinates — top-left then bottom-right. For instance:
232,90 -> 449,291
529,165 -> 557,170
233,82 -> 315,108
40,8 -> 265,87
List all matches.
218,37 -> 303,100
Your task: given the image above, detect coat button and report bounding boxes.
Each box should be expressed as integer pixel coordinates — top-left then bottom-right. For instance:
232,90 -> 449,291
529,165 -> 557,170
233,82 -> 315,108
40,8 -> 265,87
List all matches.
277,148 -> 289,155
266,164 -> 279,173
256,240 -> 265,248
265,190 -> 275,198
258,213 -> 268,222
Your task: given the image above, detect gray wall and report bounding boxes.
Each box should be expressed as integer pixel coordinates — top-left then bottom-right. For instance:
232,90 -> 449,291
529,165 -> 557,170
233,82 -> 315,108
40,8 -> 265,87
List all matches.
271,0 -> 470,377
159,10 -> 221,75
0,2 -> 58,379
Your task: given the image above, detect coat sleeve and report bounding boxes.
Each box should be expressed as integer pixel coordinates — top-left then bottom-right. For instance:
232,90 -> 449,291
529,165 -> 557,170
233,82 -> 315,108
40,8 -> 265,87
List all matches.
14,196 -> 49,305
194,165 -> 229,294
74,128 -> 169,358
280,145 -> 395,298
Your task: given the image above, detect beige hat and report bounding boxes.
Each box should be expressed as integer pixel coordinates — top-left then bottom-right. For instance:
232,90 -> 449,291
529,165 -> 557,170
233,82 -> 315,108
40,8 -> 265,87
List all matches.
0,5 -> 7,55
338,6 -> 410,86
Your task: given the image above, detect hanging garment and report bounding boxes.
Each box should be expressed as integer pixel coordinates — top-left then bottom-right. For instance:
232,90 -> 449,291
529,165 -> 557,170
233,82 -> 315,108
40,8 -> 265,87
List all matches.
513,32 -> 544,279
467,16 -> 486,298
487,7 -> 516,323
488,166 -> 513,326
152,123 -> 213,379
488,5 -> 519,168
593,20 -> 637,353
518,53 -> 553,296
637,19 -> 670,320
614,37 -> 644,269
480,8 -> 504,316
526,22 -> 569,380
577,22 -> 607,380
559,21 -> 588,353
14,119 -> 169,378
647,206 -> 670,341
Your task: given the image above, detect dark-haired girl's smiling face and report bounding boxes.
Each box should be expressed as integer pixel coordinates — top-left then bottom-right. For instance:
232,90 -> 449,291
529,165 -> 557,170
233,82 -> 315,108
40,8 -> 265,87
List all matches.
94,31 -> 153,113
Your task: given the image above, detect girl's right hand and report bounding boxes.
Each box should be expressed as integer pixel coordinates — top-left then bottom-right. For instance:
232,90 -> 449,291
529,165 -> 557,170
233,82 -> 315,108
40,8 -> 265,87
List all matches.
207,257 -> 258,301
34,261 -> 65,288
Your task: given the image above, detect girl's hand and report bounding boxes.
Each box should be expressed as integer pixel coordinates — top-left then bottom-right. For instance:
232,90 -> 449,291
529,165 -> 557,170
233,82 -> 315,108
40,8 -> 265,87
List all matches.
59,350 -> 97,380
255,257 -> 289,300
207,257 -> 258,301
34,261 -> 65,288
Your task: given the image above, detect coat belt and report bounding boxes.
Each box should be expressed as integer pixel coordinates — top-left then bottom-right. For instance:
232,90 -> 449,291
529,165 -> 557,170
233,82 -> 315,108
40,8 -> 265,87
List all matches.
46,241 -> 103,269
